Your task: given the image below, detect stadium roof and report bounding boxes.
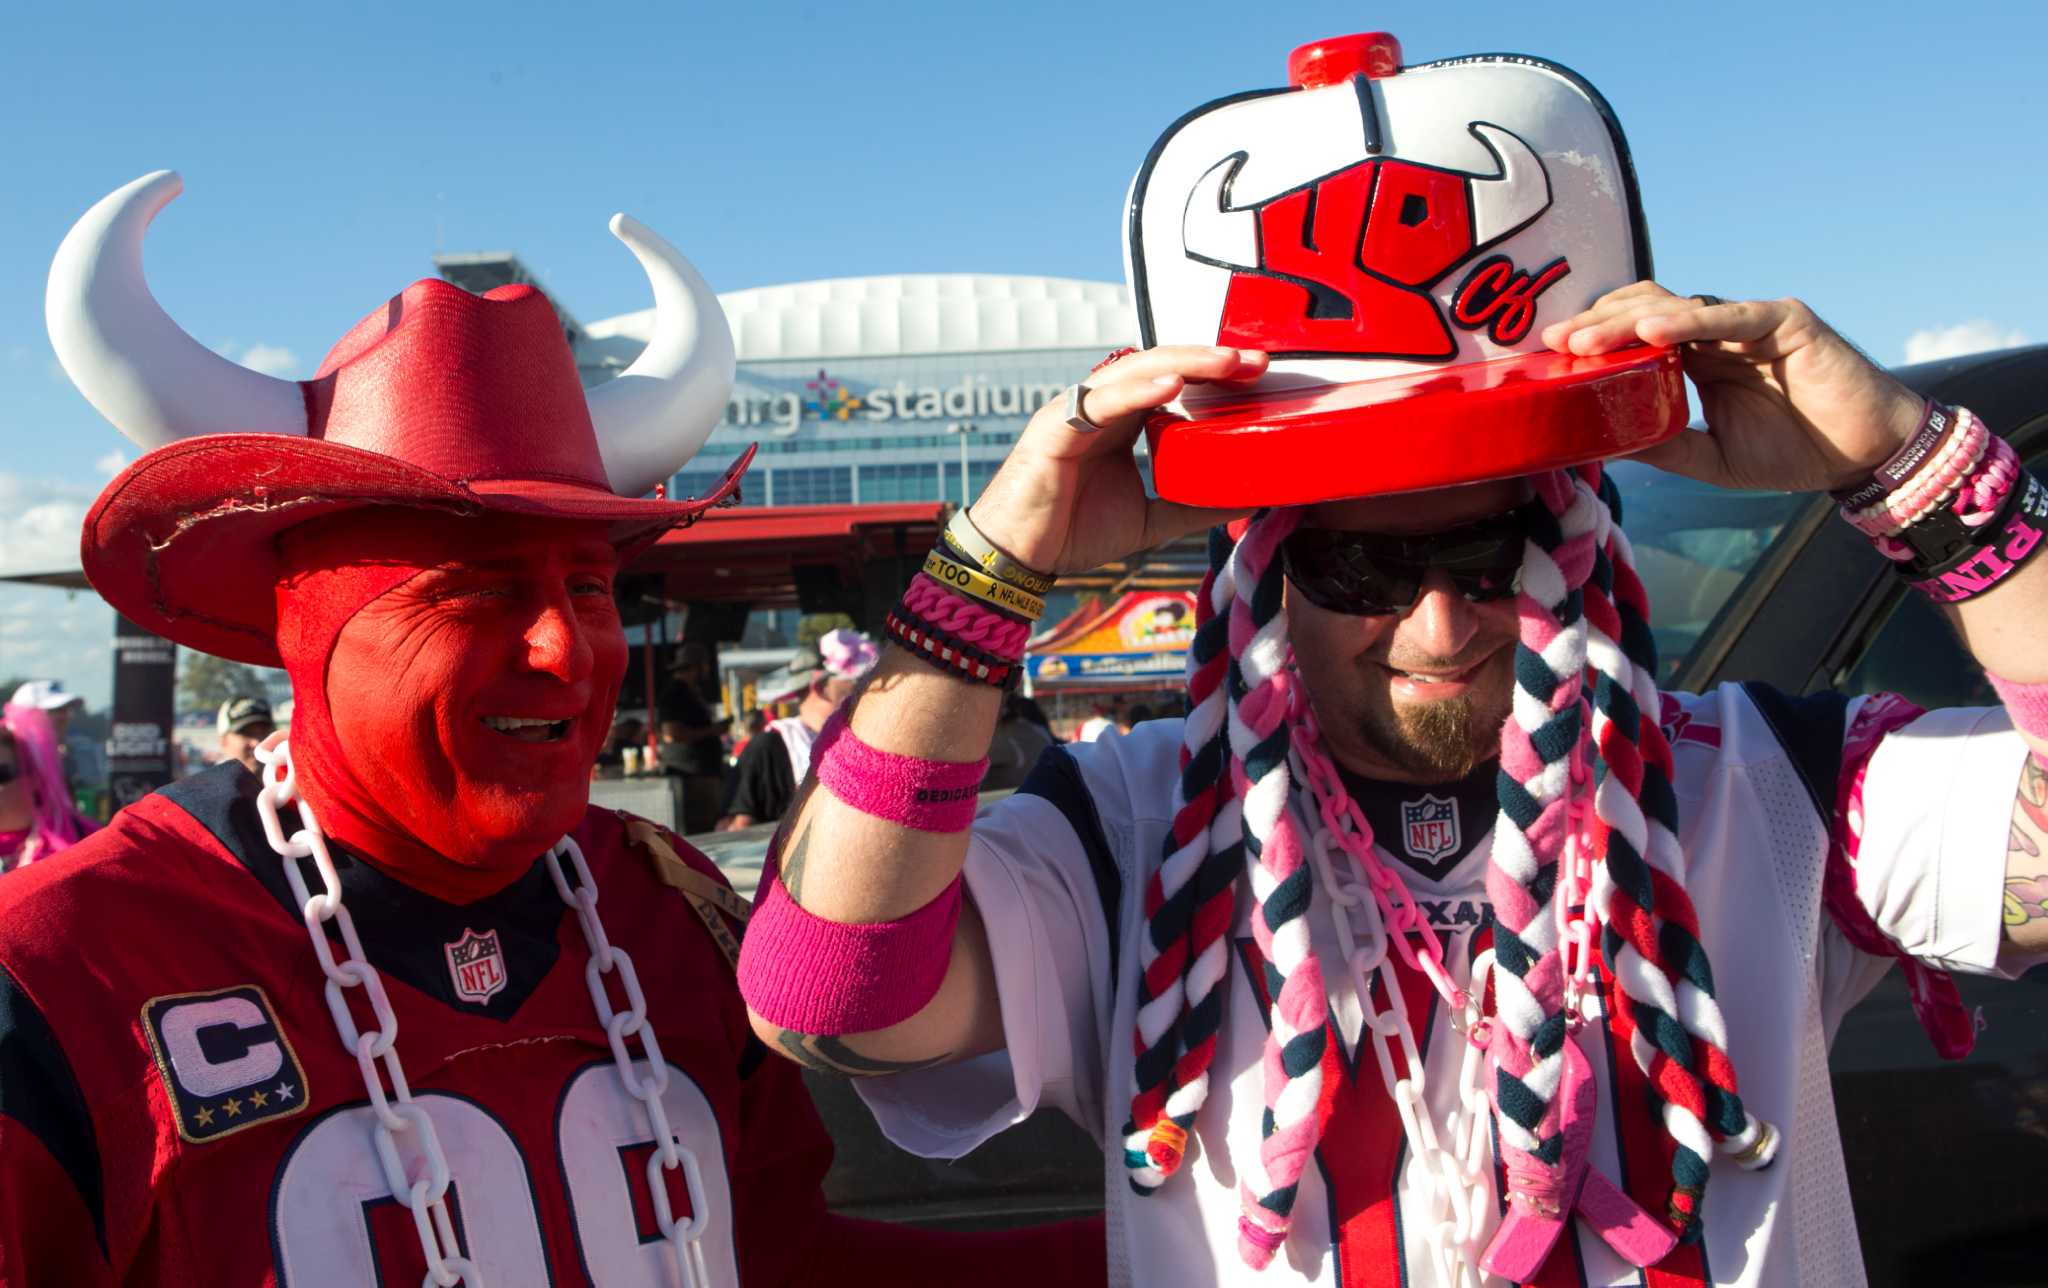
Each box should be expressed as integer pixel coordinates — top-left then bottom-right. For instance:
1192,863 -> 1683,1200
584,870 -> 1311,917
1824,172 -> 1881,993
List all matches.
579,273 -> 1134,368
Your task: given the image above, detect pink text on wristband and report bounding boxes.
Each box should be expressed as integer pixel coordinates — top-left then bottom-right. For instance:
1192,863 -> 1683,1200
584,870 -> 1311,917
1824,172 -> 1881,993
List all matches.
737,864 -> 965,1036
813,708 -> 989,833
1909,472 -> 2048,603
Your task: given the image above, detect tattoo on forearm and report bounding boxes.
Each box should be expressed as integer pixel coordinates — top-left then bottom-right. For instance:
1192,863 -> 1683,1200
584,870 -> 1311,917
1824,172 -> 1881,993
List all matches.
2003,756 -> 2048,944
2004,874 -> 2048,930
2021,757 -> 2048,826
774,1030 -> 951,1078
779,823 -> 813,904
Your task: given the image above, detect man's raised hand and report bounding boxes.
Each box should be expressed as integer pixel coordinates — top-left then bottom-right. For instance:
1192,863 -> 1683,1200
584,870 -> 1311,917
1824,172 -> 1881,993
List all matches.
967,345 -> 1265,574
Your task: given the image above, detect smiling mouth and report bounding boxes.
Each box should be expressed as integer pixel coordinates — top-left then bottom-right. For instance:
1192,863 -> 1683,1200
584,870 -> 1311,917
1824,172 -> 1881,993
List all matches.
1379,661 -> 1478,683
481,715 -> 573,743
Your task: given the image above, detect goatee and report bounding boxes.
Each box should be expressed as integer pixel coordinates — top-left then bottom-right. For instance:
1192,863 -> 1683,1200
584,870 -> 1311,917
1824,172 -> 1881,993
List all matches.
1358,694 -> 1492,781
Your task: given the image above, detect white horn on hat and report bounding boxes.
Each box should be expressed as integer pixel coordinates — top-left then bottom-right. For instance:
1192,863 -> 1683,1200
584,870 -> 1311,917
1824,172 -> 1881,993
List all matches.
1466,123 -> 1551,247
46,171 -> 307,449
1181,156 -> 1259,271
585,214 -> 736,499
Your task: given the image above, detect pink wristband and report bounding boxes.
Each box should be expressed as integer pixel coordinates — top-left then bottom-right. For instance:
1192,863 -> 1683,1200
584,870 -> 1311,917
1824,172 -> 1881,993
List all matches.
900,573 -> 1032,658
815,709 -> 989,832
739,863 -> 964,1035
1989,671 -> 2048,745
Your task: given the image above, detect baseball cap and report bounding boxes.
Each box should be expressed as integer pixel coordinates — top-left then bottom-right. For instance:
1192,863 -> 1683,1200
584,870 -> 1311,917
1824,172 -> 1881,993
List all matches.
10,680 -> 83,712
1128,31 -> 1686,506
217,696 -> 274,736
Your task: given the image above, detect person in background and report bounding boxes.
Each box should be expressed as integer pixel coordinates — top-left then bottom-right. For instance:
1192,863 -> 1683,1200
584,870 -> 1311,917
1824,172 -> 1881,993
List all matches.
657,642 -> 729,832
0,704 -> 95,872
9,681 -> 86,796
595,715 -> 647,775
730,708 -> 768,764
721,628 -> 877,830
984,693 -> 1057,793
1074,701 -> 1117,742
9,681 -> 83,744
1119,703 -> 1154,734
214,696 -> 275,774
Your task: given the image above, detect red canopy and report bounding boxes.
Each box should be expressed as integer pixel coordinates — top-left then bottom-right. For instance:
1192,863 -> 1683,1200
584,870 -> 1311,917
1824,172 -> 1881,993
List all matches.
626,502 -> 945,608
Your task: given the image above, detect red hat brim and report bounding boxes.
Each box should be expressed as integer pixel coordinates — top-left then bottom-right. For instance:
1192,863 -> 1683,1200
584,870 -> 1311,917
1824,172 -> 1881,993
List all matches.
81,434 -> 755,667
1143,346 -> 1687,508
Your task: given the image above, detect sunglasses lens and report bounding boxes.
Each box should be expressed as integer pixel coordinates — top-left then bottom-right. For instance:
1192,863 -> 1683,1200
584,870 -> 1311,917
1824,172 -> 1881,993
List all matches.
0,765 -> 16,786
1284,533 -> 1419,615
1283,515 -> 1525,616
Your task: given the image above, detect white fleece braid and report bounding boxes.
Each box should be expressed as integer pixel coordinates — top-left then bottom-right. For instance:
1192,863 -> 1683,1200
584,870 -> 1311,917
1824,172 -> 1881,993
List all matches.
1124,527 -> 1241,1189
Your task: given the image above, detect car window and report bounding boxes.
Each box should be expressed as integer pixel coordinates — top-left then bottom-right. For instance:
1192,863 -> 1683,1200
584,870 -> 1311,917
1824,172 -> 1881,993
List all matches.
1606,461 -> 1813,681
1837,441 -> 2048,710
1839,588 -> 1995,710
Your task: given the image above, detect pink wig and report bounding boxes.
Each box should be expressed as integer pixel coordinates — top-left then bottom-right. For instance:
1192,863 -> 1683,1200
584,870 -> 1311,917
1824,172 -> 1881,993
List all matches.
2,702 -> 90,866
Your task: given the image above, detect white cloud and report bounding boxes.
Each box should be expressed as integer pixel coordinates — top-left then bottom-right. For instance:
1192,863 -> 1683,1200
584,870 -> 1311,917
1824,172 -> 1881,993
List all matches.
1904,320 -> 2029,365
0,584 -> 115,709
234,343 -> 299,377
0,473 -> 93,575
0,467 -> 114,703
94,450 -> 130,477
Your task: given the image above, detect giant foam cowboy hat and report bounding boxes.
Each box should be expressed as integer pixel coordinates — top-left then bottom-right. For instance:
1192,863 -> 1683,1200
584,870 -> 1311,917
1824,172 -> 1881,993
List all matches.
1128,32 -> 1687,506
49,171 -> 750,667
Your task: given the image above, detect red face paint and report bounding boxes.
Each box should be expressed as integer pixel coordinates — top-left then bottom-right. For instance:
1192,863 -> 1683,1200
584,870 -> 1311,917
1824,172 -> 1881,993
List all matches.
275,508 -> 628,902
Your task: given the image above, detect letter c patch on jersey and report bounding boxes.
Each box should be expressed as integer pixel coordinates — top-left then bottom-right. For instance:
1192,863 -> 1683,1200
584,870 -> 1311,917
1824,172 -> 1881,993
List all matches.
142,985 -> 309,1143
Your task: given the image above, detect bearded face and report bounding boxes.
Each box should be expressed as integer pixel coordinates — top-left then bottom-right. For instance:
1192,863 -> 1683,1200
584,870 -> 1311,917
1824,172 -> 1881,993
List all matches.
1285,479 -> 1528,784
277,510 -> 628,893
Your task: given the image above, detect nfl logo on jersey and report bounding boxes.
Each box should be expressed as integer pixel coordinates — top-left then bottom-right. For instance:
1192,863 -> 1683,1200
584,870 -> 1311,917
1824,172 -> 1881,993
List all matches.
445,927 -> 507,1004
1401,793 -> 1459,864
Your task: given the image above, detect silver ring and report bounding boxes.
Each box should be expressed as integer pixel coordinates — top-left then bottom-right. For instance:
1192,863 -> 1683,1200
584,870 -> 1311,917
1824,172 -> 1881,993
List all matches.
1063,382 -> 1101,434
1692,293 -> 1726,308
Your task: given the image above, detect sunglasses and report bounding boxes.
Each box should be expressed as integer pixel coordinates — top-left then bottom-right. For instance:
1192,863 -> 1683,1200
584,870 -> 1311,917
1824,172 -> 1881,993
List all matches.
1282,508 -> 1529,616
0,764 -> 15,786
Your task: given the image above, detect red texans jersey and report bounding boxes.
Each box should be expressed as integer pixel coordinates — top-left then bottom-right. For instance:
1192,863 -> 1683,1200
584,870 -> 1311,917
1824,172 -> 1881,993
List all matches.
0,763 -> 1101,1286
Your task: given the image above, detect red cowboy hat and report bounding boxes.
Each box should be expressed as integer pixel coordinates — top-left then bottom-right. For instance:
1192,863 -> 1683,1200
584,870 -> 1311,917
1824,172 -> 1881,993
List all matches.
1127,32 -> 1686,506
49,171 -> 749,667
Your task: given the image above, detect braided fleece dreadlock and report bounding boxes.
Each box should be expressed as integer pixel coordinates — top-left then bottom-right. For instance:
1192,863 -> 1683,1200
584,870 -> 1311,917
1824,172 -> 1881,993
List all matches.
1121,466 -> 1773,1272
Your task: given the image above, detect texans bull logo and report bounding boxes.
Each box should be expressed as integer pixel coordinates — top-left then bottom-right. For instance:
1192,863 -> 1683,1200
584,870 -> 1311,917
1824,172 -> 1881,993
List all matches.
1182,121 -> 1568,359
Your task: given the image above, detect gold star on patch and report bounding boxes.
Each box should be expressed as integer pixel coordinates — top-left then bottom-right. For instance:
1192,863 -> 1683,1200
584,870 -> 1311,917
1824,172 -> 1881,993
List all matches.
222,1097 -> 242,1117
249,1090 -> 269,1109
194,1105 -> 214,1127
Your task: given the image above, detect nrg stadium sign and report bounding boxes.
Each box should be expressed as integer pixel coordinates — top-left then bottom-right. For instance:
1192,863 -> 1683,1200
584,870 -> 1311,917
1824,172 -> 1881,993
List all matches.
724,369 -> 1067,436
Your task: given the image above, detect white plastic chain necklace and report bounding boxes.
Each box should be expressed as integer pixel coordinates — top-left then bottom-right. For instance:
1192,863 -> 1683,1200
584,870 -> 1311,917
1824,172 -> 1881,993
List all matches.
1290,702 -> 1604,1288
253,737 -> 713,1287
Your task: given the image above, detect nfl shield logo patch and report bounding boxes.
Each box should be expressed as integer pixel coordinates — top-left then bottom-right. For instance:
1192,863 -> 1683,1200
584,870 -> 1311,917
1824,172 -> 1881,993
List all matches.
445,928 -> 507,1004
1401,793 -> 1459,864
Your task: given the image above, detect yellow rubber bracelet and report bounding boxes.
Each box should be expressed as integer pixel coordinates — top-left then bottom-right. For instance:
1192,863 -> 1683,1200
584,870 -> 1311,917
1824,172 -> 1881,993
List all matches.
943,509 -> 1059,595
921,549 -> 1047,621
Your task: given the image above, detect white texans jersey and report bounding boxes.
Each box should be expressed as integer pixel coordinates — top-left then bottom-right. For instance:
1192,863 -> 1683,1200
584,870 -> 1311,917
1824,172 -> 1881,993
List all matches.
859,683 -> 2024,1287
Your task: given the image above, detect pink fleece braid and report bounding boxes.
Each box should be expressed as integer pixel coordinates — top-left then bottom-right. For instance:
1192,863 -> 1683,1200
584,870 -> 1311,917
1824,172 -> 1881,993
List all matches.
1486,470 -> 1597,1177
900,573 -> 1033,656
1124,528 -> 1236,1191
1223,509 -> 1328,1270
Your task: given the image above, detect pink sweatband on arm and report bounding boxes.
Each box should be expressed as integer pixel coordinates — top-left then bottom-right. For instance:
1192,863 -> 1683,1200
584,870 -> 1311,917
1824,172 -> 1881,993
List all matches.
738,862 -> 965,1035
814,709 -> 989,833
1988,672 -> 2048,762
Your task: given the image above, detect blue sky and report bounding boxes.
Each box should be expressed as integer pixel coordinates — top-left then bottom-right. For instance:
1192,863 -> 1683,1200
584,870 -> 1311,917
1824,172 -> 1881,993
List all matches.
2,0 -> 2040,706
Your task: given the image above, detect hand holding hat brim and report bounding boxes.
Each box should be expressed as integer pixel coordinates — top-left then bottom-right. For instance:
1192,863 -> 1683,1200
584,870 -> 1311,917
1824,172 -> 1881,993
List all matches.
1545,281 -> 1924,494
967,346 -> 1264,578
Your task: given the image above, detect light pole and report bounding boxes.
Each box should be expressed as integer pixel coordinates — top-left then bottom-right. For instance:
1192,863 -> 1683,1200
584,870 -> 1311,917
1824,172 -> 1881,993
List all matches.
947,420 -> 977,505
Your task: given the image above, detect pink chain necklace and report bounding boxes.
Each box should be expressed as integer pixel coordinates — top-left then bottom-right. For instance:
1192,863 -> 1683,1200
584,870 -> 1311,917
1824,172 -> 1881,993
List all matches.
1288,693 -> 1607,1042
